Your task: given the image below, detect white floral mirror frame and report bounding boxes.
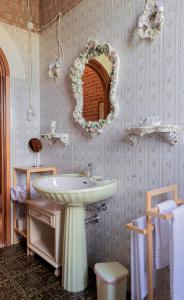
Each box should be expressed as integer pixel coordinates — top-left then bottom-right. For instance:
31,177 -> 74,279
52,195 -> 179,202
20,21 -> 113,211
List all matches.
70,38 -> 120,137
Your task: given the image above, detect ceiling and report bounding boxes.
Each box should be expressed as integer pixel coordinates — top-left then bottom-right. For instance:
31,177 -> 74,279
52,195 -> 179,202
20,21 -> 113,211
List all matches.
0,0 -> 81,30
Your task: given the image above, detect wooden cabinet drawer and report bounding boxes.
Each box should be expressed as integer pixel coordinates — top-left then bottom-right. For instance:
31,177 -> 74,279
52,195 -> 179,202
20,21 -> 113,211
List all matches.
29,208 -> 55,228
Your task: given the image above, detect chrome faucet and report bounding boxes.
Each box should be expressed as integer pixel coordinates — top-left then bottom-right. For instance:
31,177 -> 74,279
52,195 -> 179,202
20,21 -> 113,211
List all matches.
87,163 -> 94,178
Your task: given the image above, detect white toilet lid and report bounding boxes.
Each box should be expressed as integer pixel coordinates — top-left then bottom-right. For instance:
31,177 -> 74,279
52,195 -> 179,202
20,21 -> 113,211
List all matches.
94,261 -> 128,284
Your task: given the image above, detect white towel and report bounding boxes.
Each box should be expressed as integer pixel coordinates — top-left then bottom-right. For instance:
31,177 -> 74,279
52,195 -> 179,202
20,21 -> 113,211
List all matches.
170,205 -> 184,300
155,200 -> 177,269
11,185 -> 27,202
11,184 -> 39,202
131,216 -> 156,300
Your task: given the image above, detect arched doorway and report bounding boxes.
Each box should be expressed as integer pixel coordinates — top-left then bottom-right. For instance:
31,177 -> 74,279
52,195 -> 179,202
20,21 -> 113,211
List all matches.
82,59 -> 111,121
0,48 -> 11,245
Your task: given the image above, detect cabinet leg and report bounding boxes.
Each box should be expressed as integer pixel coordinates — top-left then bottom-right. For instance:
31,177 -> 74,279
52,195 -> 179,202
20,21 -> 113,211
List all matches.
13,230 -> 20,244
54,268 -> 61,277
13,232 -> 18,244
29,250 -> 35,257
27,247 -> 31,256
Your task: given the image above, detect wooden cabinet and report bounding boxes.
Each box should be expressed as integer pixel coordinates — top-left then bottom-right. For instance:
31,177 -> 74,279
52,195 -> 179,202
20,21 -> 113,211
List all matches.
27,198 -> 65,276
13,166 -> 56,243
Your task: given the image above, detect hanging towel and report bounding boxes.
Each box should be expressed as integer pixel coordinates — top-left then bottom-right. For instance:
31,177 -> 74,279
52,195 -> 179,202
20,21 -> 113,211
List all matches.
131,216 -> 156,300
170,204 -> 184,300
155,200 -> 177,270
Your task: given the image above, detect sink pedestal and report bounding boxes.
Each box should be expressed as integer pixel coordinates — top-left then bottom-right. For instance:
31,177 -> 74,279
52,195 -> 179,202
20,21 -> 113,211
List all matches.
62,205 -> 88,292
32,174 -> 118,292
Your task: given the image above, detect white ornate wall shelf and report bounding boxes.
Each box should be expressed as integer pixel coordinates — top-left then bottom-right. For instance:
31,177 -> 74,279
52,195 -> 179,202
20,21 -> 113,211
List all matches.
127,125 -> 179,145
41,133 -> 69,146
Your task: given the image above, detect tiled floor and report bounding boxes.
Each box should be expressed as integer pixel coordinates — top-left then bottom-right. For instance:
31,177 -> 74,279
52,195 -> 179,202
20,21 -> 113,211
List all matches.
0,243 -> 97,299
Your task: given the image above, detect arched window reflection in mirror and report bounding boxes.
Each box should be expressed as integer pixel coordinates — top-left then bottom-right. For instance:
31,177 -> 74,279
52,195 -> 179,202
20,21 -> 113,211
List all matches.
82,54 -> 112,122
71,38 -> 119,137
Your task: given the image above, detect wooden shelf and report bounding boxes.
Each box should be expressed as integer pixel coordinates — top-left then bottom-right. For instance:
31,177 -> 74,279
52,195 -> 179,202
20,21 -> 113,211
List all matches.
14,166 -> 57,173
30,237 -> 54,260
27,199 -> 64,274
13,166 -> 57,247
14,228 -> 27,239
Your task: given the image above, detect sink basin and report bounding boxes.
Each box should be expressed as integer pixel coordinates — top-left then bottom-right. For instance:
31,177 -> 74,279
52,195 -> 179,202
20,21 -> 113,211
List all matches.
32,174 -> 117,205
32,173 -> 118,293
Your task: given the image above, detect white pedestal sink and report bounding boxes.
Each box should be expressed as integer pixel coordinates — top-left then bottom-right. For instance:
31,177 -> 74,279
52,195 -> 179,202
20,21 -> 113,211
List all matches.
33,174 -> 117,292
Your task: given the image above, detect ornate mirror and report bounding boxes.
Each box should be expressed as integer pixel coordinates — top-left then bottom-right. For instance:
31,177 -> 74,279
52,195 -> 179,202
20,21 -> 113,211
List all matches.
70,38 -> 119,137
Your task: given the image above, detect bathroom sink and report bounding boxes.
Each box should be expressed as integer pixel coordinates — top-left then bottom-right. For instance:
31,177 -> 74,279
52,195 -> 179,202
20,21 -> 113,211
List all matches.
32,174 -> 117,205
32,173 -> 118,293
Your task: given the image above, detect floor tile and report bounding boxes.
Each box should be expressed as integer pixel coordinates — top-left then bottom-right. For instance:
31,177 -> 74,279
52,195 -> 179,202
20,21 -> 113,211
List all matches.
0,243 -> 97,300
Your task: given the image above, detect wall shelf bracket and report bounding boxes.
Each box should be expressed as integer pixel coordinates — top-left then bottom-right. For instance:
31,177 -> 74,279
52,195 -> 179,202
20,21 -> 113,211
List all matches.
127,125 -> 179,145
41,133 -> 69,146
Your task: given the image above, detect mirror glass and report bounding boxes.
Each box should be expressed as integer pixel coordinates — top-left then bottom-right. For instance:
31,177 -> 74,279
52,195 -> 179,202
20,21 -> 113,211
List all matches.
82,54 -> 112,122
28,138 -> 43,153
71,38 -> 119,137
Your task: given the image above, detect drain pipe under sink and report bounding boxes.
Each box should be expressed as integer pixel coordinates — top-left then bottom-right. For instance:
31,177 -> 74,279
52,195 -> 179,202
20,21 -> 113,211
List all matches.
84,203 -> 107,225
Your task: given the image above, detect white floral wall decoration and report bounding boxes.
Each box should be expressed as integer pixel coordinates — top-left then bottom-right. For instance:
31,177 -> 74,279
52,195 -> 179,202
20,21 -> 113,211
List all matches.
138,0 -> 164,40
70,38 -> 120,137
47,13 -> 64,80
48,56 -> 61,80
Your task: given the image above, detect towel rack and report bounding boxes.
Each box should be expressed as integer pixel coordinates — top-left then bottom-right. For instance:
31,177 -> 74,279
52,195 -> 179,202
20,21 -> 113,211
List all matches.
126,184 -> 184,300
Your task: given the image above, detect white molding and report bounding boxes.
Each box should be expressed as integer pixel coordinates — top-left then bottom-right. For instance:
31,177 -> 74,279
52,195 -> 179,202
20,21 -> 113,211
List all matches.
41,133 -> 69,146
127,125 -> 179,145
